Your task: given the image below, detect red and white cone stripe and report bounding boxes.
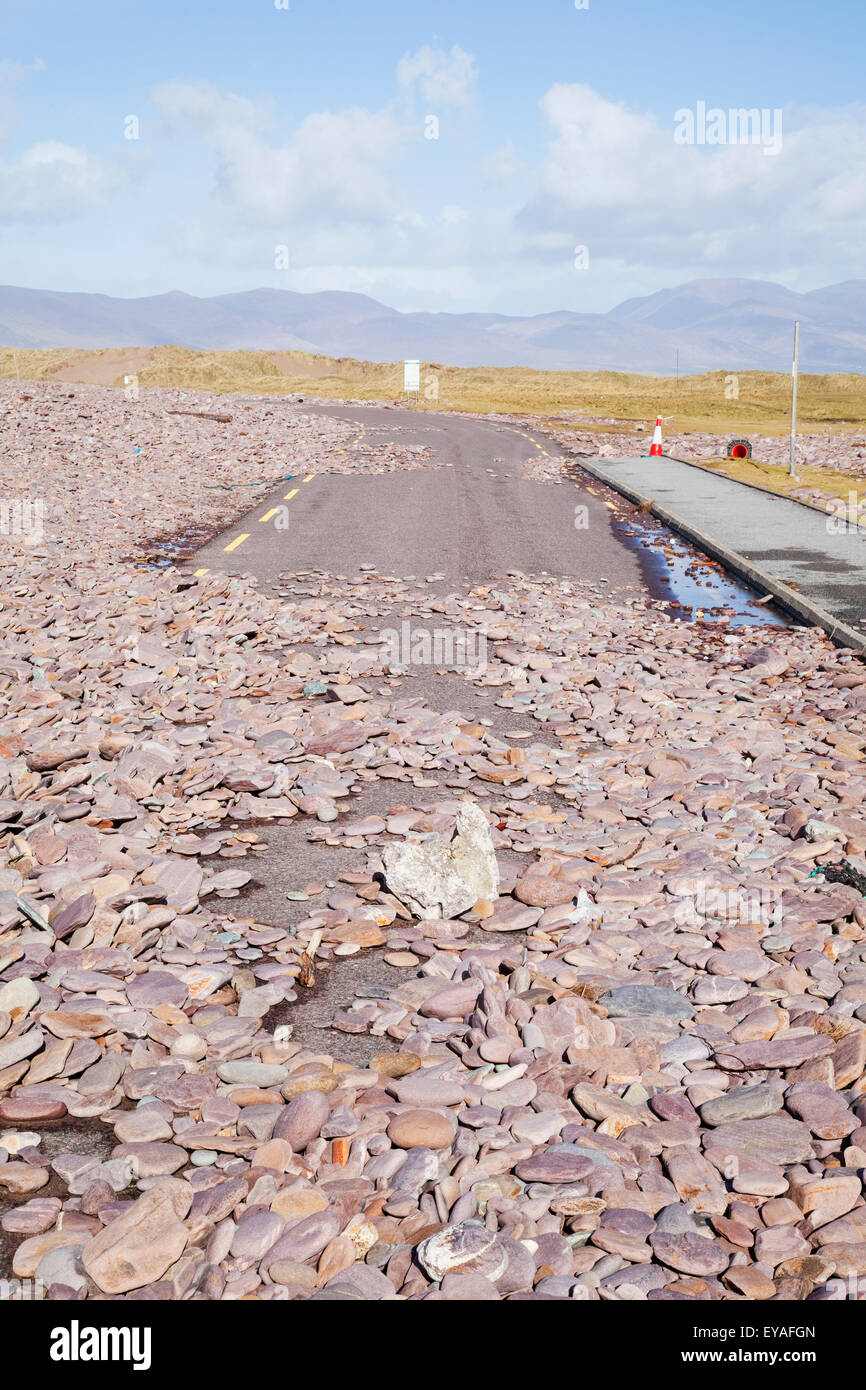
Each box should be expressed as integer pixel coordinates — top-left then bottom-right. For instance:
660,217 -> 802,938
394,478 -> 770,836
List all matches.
649,415 -> 664,457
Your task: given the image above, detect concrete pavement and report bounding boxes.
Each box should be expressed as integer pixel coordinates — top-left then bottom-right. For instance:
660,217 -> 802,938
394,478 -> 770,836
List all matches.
576,452 -> 866,641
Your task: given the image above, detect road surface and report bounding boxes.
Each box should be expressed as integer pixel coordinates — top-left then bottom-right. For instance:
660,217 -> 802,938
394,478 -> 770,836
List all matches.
192,405 -> 650,596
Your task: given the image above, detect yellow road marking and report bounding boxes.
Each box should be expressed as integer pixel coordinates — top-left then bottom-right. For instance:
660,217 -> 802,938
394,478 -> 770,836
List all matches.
501,424 -> 548,455
193,567 -> 209,576
259,508 -> 278,523
223,533 -> 249,552
284,487 -> 299,500
303,473 -> 314,482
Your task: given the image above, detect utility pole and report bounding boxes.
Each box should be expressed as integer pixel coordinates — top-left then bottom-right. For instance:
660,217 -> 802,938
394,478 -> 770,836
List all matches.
675,349 -> 679,384
789,320 -> 799,477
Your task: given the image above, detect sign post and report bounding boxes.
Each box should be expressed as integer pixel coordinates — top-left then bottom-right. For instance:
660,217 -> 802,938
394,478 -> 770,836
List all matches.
403,360 -> 420,404
789,320 -> 800,478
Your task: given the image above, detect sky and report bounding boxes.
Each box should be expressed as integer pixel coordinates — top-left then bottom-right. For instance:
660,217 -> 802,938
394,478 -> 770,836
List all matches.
1,0 -> 865,315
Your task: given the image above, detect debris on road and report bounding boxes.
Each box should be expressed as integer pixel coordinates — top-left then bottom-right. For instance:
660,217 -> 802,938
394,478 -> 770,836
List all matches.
382,800 -> 499,918
1,384 -> 866,1303
166,410 -> 234,424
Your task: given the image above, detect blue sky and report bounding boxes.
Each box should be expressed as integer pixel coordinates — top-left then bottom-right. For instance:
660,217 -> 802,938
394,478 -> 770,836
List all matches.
1,0 -> 864,313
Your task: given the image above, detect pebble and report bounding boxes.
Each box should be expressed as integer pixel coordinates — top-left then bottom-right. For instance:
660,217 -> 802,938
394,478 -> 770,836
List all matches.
416,1224 -> 508,1281
273,1089 -> 330,1151
190,1150 -> 218,1167
217,1062 -> 288,1088
0,1162 -> 50,1194
0,380 -> 865,1304
0,1096 -> 67,1123
704,1115 -> 815,1165
600,985 -> 695,1021
699,1083 -> 785,1127
0,978 -> 39,1020
514,1150 -> 594,1184
649,1231 -> 730,1276
387,1108 -> 457,1150
387,1073 -> 465,1107
81,1179 -> 193,1294
265,1211 -> 340,1268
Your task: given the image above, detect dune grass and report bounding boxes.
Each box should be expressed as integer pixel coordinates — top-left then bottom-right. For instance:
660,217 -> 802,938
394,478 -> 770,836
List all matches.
2,345 -> 865,438
691,454 -> 866,507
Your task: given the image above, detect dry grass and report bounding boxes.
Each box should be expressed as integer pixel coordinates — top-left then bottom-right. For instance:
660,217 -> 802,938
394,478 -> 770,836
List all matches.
0,347 -> 82,380
2,346 -> 865,435
692,454 -> 866,506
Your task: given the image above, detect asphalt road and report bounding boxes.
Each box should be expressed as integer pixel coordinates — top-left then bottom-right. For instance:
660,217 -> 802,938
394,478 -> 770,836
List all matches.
191,403 -> 662,1059
186,404 -> 786,1061
192,404 -> 649,596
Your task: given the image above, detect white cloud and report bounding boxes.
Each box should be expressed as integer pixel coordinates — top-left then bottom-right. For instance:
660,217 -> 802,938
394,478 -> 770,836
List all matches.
153,80 -> 408,227
0,57 -> 133,223
120,71 -> 866,311
516,84 -> 866,283
147,56 -> 493,294
479,140 -> 523,188
397,44 -> 477,108
0,141 -> 120,222
439,205 -> 468,226
0,58 -> 46,86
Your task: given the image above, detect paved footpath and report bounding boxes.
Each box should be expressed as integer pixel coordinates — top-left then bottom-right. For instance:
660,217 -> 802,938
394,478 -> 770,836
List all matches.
581,453 -> 866,635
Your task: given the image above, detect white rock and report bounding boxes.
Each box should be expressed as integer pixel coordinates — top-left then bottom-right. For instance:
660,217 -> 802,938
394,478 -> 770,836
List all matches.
382,800 -> 499,919
0,978 -> 39,1021
1,1130 -> 40,1154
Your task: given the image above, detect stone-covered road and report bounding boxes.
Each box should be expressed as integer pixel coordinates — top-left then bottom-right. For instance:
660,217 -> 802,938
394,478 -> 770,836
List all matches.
3,383 -> 866,1308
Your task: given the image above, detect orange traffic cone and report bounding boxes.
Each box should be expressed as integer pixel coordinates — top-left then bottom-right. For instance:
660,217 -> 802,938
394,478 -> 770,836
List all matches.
649,416 -> 664,456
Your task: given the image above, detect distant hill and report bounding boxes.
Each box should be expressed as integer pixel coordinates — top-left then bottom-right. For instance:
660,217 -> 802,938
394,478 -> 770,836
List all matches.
1,278 -> 864,374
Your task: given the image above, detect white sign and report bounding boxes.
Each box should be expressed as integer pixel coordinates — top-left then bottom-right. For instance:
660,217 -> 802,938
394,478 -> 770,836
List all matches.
403,359 -> 421,393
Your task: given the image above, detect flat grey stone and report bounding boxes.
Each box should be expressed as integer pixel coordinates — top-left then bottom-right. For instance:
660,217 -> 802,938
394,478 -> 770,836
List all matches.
599,985 -> 695,1021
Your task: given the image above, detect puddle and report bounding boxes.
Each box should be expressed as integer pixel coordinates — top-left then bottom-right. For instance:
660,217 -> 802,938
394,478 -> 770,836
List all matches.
616,519 -> 791,626
566,462 -> 792,627
135,523 -> 217,570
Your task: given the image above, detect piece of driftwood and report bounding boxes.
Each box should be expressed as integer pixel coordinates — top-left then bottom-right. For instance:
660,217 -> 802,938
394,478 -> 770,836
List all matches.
167,410 -> 233,423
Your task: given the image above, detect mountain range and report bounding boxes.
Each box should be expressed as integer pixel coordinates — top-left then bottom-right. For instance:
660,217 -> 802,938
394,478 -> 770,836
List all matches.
2,278 -> 865,374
